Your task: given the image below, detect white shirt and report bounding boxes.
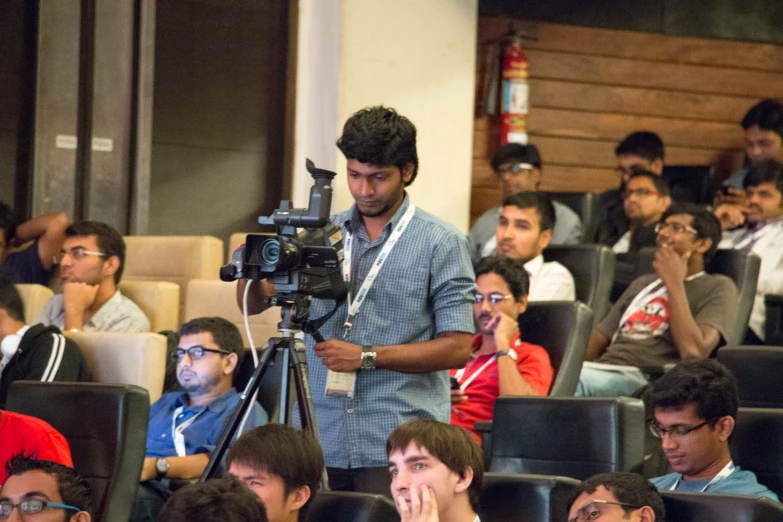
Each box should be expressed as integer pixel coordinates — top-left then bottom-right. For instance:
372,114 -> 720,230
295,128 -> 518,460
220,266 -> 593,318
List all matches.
524,255 -> 576,302
719,220 -> 783,340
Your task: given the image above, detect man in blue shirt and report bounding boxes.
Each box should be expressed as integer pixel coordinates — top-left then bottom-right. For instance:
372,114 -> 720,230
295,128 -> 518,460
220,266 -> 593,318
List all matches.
644,359 -> 777,500
130,317 -> 268,522
243,106 -> 476,496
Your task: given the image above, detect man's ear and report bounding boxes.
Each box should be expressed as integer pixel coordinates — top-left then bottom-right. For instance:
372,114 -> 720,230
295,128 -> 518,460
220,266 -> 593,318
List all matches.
537,228 -> 553,251
695,236 -> 712,256
515,295 -> 528,317
288,484 -> 312,511
650,158 -> 664,175
454,467 -> 474,494
716,415 -> 735,441
102,255 -> 120,280
223,352 -> 239,375
531,168 -> 542,188
638,505 -> 657,522
401,164 -> 414,185
71,511 -> 92,522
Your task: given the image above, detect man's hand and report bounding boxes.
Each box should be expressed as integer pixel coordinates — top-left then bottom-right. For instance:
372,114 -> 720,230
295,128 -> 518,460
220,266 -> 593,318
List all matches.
450,388 -> 467,404
717,187 -> 746,207
396,484 -> 439,522
63,281 -> 99,313
489,312 -> 519,350
714,203 -> 745,231
654,246 -> 689,289
313,340 -> 362,372
140,457 -> 157,481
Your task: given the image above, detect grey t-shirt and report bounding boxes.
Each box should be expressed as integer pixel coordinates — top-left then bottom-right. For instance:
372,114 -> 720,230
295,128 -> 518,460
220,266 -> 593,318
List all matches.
596,273 -> 738,366
33,289 -> 151,333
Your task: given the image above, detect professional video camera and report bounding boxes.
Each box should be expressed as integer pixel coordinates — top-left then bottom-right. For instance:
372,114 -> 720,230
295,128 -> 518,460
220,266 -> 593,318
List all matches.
220,159 -> 347,302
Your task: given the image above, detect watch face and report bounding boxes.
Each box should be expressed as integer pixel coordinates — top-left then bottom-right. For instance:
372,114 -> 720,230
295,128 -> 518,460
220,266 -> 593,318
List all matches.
156,458 -> 169,474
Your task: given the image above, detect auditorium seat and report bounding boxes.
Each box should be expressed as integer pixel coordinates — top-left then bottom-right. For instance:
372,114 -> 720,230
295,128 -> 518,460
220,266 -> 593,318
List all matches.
543,191 -> 600,244
487,396 -> 645,479
716,346 -> 783,407
662,165 -> 716,205
15,283 -> 54,324
123,235 -> 224,321
65,331 -> 167,403
479,473 -> 580,522
185,279 -> 281,348
543,245 -> 614,324
118,280 -> 179,332
764,294 -> 783,345
661,490 -> 783,522
305,491 -> 399,522
233,346 -> 296,423
7,381 -> 149,522
729,407 -> 783,499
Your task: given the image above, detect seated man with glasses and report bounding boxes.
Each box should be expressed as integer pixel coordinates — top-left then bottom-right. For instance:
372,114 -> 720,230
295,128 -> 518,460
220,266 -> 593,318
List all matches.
567,472 -> 665,522
34,221 -> 150,332
130,317 -> 268,522
450,256 -> 553,441
577,205 -> 738,397
0,453 -> 92,522
610,171 -> 671,255
644,359 -> 778,499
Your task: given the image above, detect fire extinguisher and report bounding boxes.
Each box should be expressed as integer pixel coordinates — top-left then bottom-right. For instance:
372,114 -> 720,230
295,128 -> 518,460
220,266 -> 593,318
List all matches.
500,34 -> 529,145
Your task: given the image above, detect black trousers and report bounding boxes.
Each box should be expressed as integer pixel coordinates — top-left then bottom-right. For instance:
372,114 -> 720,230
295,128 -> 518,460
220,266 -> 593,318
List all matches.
326,467 -> 392,498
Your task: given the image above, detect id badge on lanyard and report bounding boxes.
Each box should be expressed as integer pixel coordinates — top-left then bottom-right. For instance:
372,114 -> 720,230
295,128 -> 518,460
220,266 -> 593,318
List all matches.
171,406 -> 205,457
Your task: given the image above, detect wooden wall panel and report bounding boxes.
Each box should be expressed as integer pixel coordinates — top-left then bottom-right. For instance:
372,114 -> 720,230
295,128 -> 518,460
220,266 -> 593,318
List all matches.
471,18 -> 783,225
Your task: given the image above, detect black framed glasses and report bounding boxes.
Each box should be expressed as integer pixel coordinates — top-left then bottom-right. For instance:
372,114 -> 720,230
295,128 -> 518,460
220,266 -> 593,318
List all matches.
623,188 -> 661,199
569,499 -> 642,522
648,417 -> 719,439
172,345 -> 231,362
654,222 -> 698,235
0,500 -> 80,518
53,247 -> 107,264
475,293 -> 513,305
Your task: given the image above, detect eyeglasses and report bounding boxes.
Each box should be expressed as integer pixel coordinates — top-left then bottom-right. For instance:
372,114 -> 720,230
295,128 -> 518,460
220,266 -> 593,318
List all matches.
622,188 -> 660,199
0,500 -> 80,518
53,247 -> 107,264
648,418 -> 718,439
495,163 -> 535,177
475,293 -> 513,305
172,345 -> 231,362
654,222 -> 698,235
569,499 -> 642,522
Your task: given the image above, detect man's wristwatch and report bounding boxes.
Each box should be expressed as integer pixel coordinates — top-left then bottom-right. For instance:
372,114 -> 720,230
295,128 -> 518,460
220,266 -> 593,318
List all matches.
360,345 -> 377,370
155,457 -> 170,480
496,349 -> 517,360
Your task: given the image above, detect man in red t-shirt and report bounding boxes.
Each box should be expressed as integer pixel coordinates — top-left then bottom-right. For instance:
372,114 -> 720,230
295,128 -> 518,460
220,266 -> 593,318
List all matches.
450,256 -> 553,441
0,409 -> 73,484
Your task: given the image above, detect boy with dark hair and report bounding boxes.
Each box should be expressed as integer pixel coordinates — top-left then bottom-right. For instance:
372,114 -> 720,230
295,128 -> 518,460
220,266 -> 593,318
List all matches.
451,256 -> 553,441
387,419 -> 483,522
34,221 -> 150,332
469,143 -> 582,263
0,453 -> 91,521
227,424 -> 324,522
611,171 -> 671,255
568,472 -> 664,522
645,360 -> 777,499
495,192 -> 575,301
158,477 -> 268,522
0,280 -> 90,409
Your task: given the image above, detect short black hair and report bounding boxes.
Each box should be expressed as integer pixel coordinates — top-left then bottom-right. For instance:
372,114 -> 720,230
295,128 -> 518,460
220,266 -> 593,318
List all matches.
65,221 -> 126,284
743,158 -> 783,194
179,317 -> 244,361
626,170 -> 671,197
474,256 -> 530,300
568,472 -> 665,521
0,278 -> 25,322
643,359 -> 739,423
336,106 -> 419,186
0,203 -> 17,243
227,425 -> 324,521
4,453 -> 92,516
490,143 -> 542,172
502,191 -> 556,232
741,99 -> 783,137
661,203 -> 721,263
158,477 -> 268,522
615,131 -> 665,162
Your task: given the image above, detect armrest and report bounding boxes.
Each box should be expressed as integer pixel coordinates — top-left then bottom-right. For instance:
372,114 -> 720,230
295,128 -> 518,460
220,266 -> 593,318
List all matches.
474,421 -> 493,434
765,294 -> 783,345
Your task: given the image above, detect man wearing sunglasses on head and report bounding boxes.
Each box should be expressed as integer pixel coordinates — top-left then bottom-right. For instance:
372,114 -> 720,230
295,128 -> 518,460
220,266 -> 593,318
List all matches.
0,454 -> 92,522
567,472 -> 664,522
34,221 -> 149,333
130,317 -> 268,522
644,360 -> 777,499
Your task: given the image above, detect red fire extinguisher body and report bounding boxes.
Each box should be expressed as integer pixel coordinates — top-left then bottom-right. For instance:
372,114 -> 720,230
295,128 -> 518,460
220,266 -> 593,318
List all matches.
500,37 -> 529,145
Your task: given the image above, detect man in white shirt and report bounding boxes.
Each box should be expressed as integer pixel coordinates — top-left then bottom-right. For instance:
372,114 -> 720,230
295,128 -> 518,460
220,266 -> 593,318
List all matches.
495,192 -> 575,301
715,159 -> 783,344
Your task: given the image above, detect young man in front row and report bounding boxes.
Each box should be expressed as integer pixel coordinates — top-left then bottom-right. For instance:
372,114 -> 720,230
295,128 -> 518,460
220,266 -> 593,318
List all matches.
387,419 -> 483,522
567,472 -> 665,522
577,205 -> 738,397
450,256 -> 553,441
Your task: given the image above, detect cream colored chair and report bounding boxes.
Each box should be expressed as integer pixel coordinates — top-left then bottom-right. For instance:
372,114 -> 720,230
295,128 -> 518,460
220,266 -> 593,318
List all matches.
65,331 -> 167,403
15,284 -> 55,325
185,279 -> 281,348
123,235 -> 224,322
118,280 -> 179,332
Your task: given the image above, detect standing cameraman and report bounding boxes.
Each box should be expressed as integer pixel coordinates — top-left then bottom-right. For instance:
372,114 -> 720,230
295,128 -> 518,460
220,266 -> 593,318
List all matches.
241,106 -> 476,496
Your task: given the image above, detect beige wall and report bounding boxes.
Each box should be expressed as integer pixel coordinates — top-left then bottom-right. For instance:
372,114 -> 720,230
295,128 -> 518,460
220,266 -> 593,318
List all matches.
292,0 -> 478,233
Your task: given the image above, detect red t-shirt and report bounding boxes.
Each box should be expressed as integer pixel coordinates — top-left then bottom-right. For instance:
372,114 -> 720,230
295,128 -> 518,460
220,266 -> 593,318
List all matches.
450,333 -> 553,442
0,410 -> 73,484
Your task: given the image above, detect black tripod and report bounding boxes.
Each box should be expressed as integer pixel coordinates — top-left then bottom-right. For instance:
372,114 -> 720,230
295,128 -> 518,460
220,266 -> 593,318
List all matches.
201,294 -> 326,486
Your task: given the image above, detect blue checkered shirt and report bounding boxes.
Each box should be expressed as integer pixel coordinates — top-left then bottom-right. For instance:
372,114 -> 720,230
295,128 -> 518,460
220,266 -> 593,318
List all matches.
302,195 -> 476,469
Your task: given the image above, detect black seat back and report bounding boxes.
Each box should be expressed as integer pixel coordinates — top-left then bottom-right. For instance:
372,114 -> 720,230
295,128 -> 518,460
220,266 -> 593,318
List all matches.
661,491 -> 783,522
518,302 -> 592,396
479,473 -> 580,522
730,407 -> 783,499
305,491 -> 399,522
489,396 -> 645,480
662,165 -> 716,205
233,344 -> 297,423
717,346 -> 783,407
543,191 -> 600,243
7,381 -> 149,522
